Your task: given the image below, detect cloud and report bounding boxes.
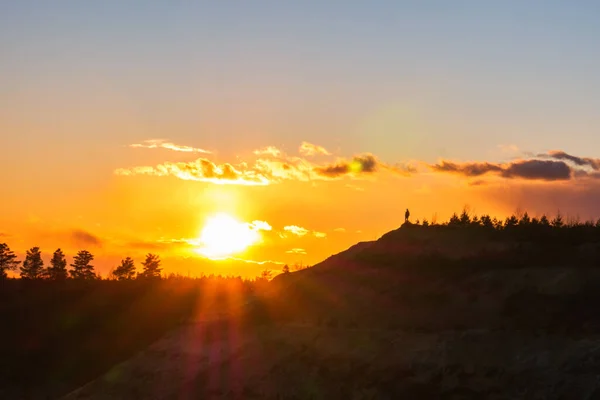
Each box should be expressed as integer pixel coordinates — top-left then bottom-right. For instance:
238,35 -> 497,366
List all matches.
286,248 -> 307,255
333,228 -> 346,233
115,158 -> 270,186
313,231 -> 327,238
345,184 -> 365,191
299,142 -> 331,156
314,154 -> 378,178
542,150 -> 600,171
118,142 -> 412,185
71,230 -> 102,248
431,161 -> 503,177
130,139 -> 211,154
503,160 -> 571,181
250,220 -> 272,231
284,225 -> 309,236
253,146 -> 282,157
430,159 -> 572,181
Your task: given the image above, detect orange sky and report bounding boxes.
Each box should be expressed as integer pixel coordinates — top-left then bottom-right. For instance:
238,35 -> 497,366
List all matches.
3,138 -> 600,278
3,2 -> 600,277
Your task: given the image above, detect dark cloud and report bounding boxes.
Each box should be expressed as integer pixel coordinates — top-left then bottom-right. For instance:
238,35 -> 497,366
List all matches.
71,230 -> 102,248
431,161 -> 502,177
502,160 -> 571,181
542,151 -> 600,170
431,159 -> 572,181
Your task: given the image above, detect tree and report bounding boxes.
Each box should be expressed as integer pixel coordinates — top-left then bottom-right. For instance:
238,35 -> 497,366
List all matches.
0,243 -> 20,279
504,215 -> 519,229
519,212 -> 531,226
459,209 -> 471,225
20,247 -> 44,279
114,257 -> 136,280
140,253 -> 162,279
282,264 -> 290,274
540,214 -> 550,226
422,218 -> 429,227
480,215 -> 493,229
47,248 -> 68,280
551,212 -> 564,228
448,213 -> 460,226
69,250 -> 97,280
260,269 -> 272,281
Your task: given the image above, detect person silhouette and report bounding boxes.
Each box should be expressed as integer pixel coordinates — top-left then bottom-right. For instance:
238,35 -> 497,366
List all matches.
405,208 -> 410,223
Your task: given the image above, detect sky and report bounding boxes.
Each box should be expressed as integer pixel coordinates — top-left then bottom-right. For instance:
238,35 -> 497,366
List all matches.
2,1 -> 600,277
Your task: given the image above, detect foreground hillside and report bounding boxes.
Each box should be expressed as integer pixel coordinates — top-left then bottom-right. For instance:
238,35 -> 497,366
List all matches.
62,217 -> 600,399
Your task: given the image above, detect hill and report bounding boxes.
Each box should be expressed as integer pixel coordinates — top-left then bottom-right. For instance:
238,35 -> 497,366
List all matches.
64,219 -> 600,399
265,221 -> 600,332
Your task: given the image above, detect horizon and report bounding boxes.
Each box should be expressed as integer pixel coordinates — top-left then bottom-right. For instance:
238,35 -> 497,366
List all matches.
3,1 -> 600,277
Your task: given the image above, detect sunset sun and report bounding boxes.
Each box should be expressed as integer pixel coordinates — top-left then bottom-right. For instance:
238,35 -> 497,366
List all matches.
196,213 -> 261,258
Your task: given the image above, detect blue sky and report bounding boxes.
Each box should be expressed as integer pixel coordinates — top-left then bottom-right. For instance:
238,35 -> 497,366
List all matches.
2,1 -> 599,164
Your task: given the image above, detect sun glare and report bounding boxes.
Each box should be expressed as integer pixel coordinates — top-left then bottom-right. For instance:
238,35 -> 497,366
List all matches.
196,213 -> 261,258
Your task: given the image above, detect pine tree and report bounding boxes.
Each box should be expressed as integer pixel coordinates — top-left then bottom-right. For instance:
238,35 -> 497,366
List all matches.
448,213 -> 460,226
114,257 -> 136,280
282,264 -> 290,274
552,212 -> 564,228
140,253 -> 162,279
69,250 -> 97,280
459,209 -> 471,225
20,247 -> 44,279
0,243 -> 20,279
47,248 -> 68,280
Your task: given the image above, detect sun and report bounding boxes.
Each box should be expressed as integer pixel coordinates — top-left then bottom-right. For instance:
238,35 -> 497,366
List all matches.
196,213 -> 261,258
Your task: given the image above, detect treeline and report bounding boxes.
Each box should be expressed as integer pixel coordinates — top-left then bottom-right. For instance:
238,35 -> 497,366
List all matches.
0,245 -> 164,281
0,243 -> 305,282
414,209 -> 598,230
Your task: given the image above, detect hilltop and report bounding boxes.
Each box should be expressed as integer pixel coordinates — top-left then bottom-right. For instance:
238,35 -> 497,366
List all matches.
267,216 -> 600,332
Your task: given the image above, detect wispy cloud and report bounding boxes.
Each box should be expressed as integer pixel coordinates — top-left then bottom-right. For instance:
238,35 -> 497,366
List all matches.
71,230 -> 102,248
250,220 -> 272,231
541,150 -> 600,170
253,146 -> 282,157
333,228 -> 346,233
115,158 -> 270,185
286,248 -> 307,254
299,141 -> 331,156
313,231 -> 327,238
284,225 -> 309,236
129,139 -> 211,154
118,142 -> 412,185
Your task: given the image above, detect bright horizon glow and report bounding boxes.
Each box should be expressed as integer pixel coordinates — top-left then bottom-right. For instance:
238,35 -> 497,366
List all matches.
196,213 -> 261,259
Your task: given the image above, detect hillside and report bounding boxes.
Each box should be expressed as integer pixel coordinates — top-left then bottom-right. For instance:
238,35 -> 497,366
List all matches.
266,221 -> 600,332
63,220 -> 600,399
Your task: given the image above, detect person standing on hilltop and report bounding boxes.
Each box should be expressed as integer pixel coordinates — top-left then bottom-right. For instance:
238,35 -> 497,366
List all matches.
405,208 -> 410,223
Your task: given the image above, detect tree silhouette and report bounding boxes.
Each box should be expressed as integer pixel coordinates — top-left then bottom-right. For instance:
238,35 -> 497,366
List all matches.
282,264 -> 290,274
552,212 -> 564,228
114,257 -> 136,280
459,208 -> 471,225
0,243 -> 20,279
140,253 -> 162,279
20,247 -> 44,279
519,212 -> 531,226
260,269 -> 273,281
480,215 -> 493,229
47,248 -> 68,280
69,250 -> 97,280
448,213 -> 460,226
